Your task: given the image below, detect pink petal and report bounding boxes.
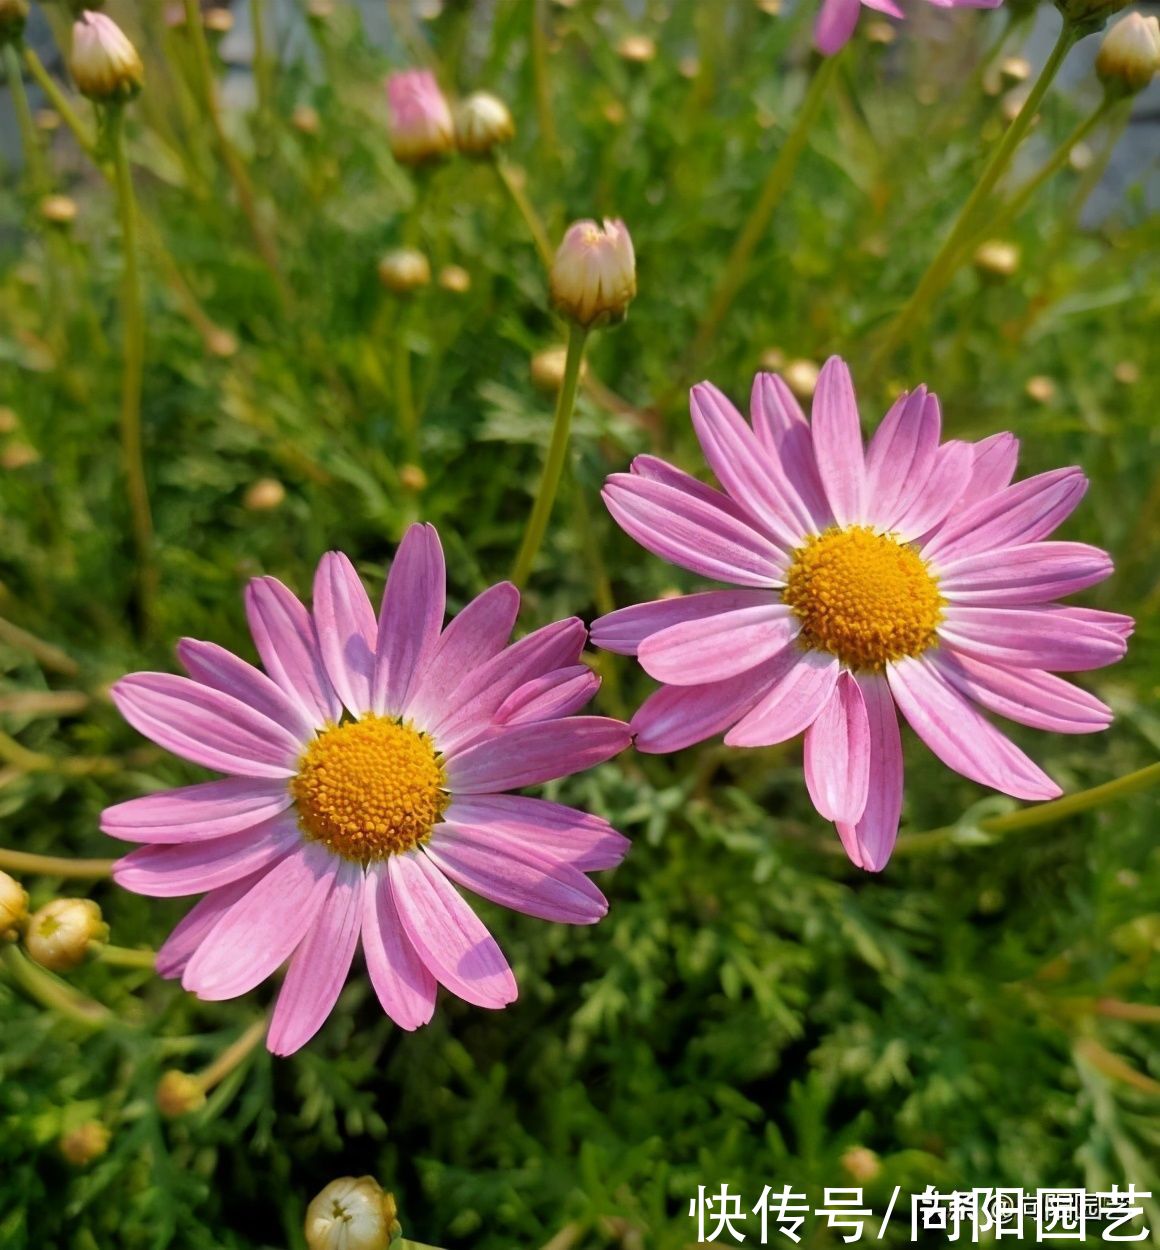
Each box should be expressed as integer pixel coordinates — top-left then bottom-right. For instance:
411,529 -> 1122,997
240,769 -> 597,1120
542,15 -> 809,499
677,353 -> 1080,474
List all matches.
111,673 -> 302,778
690,382 -> 815,545
444,717 -> 630,793
268,859 -> 364,1056
953,432 -> 1019,511
810,357 -> 866,525
815,0 -> 862,53
803,672 -> 871,825
443,796 -> 628,872
939,606 -> 1128,672
864,388 -> 936,527
749,373 -> 831,529
155,871 -> 269,979
638,604 -> 799,685
629,454 -> 752,525
929,650 -> 1112,734
313,552 -> 378,717
424,827 -> 608,925
938,542 -> 1114,605
177,638 -> 316,740
724,649 -> 841,748
373,523 -> 446,717
590,590 -> 781,656
1047,606 -> 1134,640
494,666 -> 599,726
362,862 -> 437,1031
181,841 -> 338,1001
404,581 -> 520,728
113,813 -> 301,897
245,576 -> 342,727
388,851 -> 517,1009
887,655 -> 1061,800
602,472 -> 787,588
101,778 -> 292,845
834,673 -> 902,872
427,618 -> 588,752
921,467 -> 1087,564
891,434 -> 974,541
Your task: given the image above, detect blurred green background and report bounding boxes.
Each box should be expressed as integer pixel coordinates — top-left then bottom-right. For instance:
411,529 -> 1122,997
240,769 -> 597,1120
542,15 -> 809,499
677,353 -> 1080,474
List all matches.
0,0 -> 1157,1246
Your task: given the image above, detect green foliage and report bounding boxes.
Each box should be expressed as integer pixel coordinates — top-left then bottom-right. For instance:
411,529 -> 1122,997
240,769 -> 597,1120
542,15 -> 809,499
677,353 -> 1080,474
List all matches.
0,1 -> 1157,1247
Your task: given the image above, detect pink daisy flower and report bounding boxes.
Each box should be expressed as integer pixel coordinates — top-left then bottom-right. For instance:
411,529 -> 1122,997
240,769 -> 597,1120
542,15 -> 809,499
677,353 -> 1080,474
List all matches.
103,526 -> 631,1055
592,357 -> 1130,872
815,0 -> 1003,57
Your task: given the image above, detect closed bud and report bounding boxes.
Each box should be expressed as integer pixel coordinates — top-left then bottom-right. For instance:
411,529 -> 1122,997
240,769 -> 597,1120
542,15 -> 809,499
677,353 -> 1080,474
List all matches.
1025,375 -> 1056,405
377,248 -> 430,295
243,477 -> 286,511
531,345 -> 589,393
386,70 -> 454,165
616,33 -> 656,63
973,239 -> 1020,279
783,358 -> 820,401
156,1070 -> 207,1118
25,898 -> 107,971
1054,0 -> 1130,31
438,264 -> 471,293
292,104 -> 321,136
841,1146 -> 881,1182
59,1121 -> 111,1166
0,870 -> 28,941
305,1176 -> 398,1250
1113,360 -> 1140,386
39,195 -> 79,226
455,91 -> 514,156
549,218 -> 636,329
69,11 -> 144,102
1095,12 -> 1160,95
398,463 -> 427,493
203,6 -> 233,34
0,0 -> 29,44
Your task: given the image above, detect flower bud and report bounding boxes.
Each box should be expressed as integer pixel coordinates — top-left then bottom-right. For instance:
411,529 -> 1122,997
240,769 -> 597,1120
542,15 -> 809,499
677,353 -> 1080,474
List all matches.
59,1121 -> 111,1166
973,239 -> 1020,280
156,1070 -> 207,1118
1095,12 -> 1160,95
0,0 -> 29,44
1054,0 -> 1130,30
398,463 -> 427,493
25,898 -> 107,971
1025,375 -> 1056,405
1113,359 -> 1140,386
841,1146 -> 881,1183
305,1176 -> 398,1250
438,264 -> 471,293
549,218 -> 636,330
243,477 -> 286,511
204,6 -> 233,34
39,195 -> 79,227
616,33 -> 656,63
69,11 -> 144,103
377,248 -> 431,295
0,870 -> 28,941
455,91 -> 514,156
783,358 -> 820,401
386,69 -> 455,166
530,345 -> 589,394
292,104 -> 321,136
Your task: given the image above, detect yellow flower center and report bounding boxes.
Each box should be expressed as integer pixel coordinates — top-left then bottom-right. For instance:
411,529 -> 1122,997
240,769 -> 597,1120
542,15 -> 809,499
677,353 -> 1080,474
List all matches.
783,525 -> 942,671
290,714 -> 448,862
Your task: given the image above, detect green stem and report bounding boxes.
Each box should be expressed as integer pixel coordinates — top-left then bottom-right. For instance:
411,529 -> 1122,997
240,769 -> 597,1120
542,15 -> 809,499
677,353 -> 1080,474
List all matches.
511,323 -> 589,589
0,847 -> 116,878
394,307 -> 418,465
108,105 -> 156,640
685,51 -> 842,377
197,1016 -> 267,1091
97,944 -> 157,969
962,95 -> 1119,257
23,46 -> 96,157
250,0 -> 272,121
0,945 -> 112,1028
0,616 -> 79,676
492,155 -> 554,270
4,41 -> 47,194
870,19 -> 1080,374
899,762 -> 1160,855
530,0 -> 557,160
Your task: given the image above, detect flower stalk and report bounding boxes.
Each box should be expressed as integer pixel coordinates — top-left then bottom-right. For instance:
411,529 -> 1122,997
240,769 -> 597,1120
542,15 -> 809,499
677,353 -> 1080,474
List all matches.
870,19 -> 1081,375
511,324 -> 589,588
3,39 -> 47,194
492,156 -> 554,270
108,103 -> 156,639
0,847 -> 116,879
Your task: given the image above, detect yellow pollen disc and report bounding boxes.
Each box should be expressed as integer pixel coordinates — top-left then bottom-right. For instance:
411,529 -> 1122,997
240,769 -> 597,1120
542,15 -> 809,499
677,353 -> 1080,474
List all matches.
290,714 -> 448,862
783,525 -> 943,671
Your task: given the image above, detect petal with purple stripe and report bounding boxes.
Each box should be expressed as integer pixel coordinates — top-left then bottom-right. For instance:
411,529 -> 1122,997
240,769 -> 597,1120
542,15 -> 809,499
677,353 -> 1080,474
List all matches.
443,795 -> 629,872
444,717 -> 630,793
638,603 -> 799,685
834,673 -> 902,873
939,606 -> 1128,672
724,648 -> 841,748
313,552 -> 378,717
590,589 -> 781,656
101,778 -> 292,845
810,356 -> 866,525
362,862 -> 437,1030
803,672 -> 871,825
373,523 -> 446,717
177,638 -> 316,741
937,542 -> 1113,605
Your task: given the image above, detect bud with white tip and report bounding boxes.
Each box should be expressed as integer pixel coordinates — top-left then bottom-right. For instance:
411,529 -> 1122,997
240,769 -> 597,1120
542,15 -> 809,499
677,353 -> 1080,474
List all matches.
455,91 -> 515,156
305,1176 -> 399,1250
1096,12 -> 1160,95
386,69 -> 455,165
549,218 -> 636,330
377,248 -> 431,295
25,897 -> 108,971
69,11 -> 144,103
0,870 -> 28,941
